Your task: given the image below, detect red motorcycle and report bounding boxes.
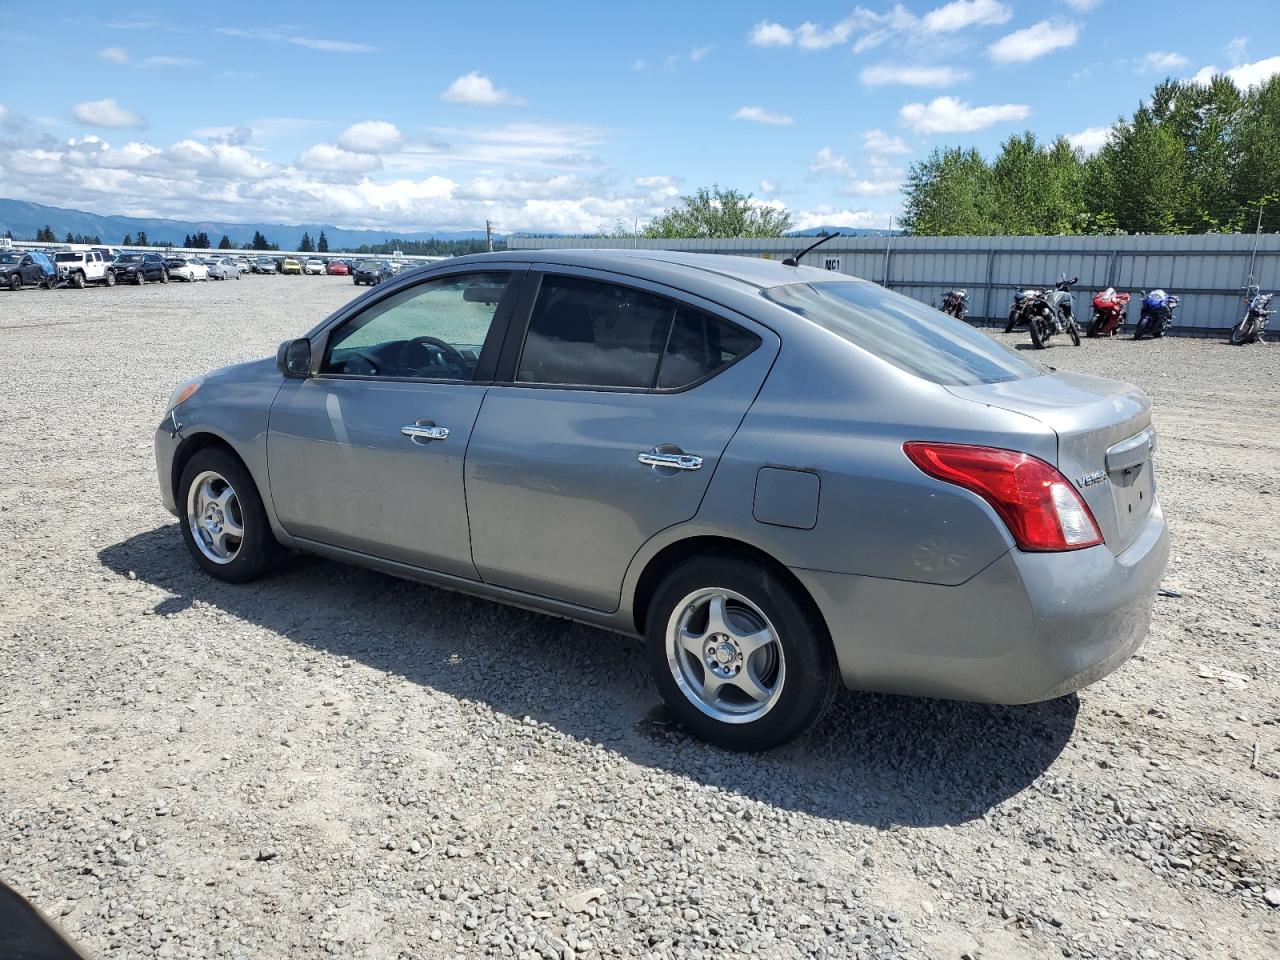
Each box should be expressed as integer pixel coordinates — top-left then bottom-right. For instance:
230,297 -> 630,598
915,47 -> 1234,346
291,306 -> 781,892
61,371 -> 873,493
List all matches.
1087,287 -> 1131,337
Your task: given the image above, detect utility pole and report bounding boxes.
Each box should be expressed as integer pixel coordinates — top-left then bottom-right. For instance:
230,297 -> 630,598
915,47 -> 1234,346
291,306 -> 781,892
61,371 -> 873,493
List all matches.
485,219 -> 493,253
881,214 -> 894,288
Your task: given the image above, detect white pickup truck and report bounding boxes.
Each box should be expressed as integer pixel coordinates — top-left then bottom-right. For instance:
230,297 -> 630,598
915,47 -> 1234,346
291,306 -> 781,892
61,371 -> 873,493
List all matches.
53,250 -> 115,288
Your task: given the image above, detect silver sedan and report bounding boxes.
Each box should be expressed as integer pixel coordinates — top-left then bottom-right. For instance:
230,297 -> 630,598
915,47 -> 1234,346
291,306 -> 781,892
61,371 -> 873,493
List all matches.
206,257 -> 241,280
154,250 -> 1168,750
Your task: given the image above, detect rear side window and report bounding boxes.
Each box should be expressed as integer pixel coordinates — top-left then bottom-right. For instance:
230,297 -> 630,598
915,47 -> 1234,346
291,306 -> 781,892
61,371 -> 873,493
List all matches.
658,306 -> 760,389
764,281 -> 1044,386
517,275 -> 673,388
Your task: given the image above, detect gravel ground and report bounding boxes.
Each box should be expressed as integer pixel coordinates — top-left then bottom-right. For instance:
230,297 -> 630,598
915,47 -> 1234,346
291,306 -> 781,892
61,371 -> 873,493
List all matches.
2,274 -> 1277,960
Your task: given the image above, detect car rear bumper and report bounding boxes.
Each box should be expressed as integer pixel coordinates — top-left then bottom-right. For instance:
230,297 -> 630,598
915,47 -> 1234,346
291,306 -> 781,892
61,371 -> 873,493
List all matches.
793,500 -> 1169,704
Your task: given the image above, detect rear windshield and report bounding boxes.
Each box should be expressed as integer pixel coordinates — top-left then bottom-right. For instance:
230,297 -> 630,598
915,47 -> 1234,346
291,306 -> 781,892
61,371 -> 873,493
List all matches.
764,281 -> 1044,386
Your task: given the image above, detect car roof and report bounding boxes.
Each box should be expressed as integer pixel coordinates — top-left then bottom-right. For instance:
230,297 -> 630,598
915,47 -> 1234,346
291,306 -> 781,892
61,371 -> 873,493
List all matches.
442,247 -> 854,293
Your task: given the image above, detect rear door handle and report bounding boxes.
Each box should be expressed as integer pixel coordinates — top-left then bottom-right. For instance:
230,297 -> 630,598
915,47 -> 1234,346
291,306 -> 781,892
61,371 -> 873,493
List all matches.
401,423 -> 449,442
637,451 -> 702,471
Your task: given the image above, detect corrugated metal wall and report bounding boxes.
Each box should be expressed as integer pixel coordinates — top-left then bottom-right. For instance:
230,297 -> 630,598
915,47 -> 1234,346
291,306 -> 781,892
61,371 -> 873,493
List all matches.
507,234 -> 1280,333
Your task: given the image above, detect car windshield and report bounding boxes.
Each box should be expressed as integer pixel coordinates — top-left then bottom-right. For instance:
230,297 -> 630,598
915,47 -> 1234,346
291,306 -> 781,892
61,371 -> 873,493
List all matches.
117,254 -> 141,263
764,280 -> 1045,386
0,252 -> 19,264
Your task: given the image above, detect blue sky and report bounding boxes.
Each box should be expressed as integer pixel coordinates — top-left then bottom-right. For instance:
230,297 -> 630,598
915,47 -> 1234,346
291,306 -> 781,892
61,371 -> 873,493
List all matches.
1,0 -> 1277,234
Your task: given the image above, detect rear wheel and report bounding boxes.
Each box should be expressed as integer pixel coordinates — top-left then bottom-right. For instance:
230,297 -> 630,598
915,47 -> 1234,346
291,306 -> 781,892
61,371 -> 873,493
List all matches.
160,270 -> 169,283
1029,315 -> 1047,349
1133,314 -> 1148,340
178,448 -> 281,583
8,274 -> 19,292
645,555 -> 837,751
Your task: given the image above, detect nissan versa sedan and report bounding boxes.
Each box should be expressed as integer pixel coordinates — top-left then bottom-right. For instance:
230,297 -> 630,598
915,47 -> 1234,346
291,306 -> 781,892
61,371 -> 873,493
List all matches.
154,250 -> 1169,750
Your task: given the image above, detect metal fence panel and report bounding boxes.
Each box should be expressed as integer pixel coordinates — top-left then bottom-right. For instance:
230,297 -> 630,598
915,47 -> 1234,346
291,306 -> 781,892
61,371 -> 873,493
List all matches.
507,234 -> 1280,332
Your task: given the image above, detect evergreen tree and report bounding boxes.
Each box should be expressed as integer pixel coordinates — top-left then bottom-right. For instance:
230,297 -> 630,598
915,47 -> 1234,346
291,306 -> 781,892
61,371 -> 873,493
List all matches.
218,234 -> 233,249
65,232 -> 75,244
299,232 -> 314,252
136,230 -> 148,246
251,231 -> 270,251
121,233 -> 133,246
35,225 -> 56,242
317,230 -> 329,252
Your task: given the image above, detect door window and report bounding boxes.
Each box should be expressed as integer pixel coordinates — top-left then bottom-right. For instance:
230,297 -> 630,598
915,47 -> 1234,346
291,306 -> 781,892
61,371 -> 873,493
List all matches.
657,306 -> 761,389
322,272 -> 513,381
516,275 -> 673,388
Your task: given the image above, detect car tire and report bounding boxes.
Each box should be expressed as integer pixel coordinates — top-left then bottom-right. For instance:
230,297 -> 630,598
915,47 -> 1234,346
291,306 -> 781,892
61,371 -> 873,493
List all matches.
104,270 -> 116,287
178,448 -> 282,584
8,274 -> 19,292
1003,309 -> 1019,334
1029,315 -> 1047,349
644,554 -> 838,752
71,271 -> 86,289
160,271 -> 169,283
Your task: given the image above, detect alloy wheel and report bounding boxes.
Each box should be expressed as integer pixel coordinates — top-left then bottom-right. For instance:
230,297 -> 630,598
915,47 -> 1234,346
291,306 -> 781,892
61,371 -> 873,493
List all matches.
186,470 -> 244,564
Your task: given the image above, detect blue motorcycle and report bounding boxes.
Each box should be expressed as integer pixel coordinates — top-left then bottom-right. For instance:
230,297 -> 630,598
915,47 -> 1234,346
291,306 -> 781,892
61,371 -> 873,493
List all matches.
1133,289 -> 1179,340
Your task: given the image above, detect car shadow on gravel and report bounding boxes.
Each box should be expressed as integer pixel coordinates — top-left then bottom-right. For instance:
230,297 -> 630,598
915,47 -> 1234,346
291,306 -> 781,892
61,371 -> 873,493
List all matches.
101,526 -> 1078,828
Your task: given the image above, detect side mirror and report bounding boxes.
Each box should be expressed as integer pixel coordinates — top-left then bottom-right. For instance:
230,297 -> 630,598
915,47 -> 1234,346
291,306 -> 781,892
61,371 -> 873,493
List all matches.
277,337 -> 312,378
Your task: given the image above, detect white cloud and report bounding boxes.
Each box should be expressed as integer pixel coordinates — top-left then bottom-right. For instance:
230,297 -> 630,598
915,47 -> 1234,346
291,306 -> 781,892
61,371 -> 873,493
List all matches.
809,147 -> 849,173
792,207 -> 896,232
733,105 -> 794,125
441,72 -> 525,106
988,20 -> 1080,64
99,47 -> 129,64
860,64 -> 969,87
1059,0 -> 1100,9
759,179 -> 778,194
689,44 -> 714,62
1139,51 -> 1188,72
216,27 -> 374,54
842,174 -> 903,197
922,0 -> 1011,32
747,14 -> 858,50
863,129 -> 911,155
1192,55 -> 1280,90
1067,126 -> 1111,155
297,143 -> 382,173
336,120 -> 403,153
1227,36 -> 1248,64
899,96 -> 1029,133
71,98 -> 147,128
139,55 -> 196,68
0,104 -> 8,122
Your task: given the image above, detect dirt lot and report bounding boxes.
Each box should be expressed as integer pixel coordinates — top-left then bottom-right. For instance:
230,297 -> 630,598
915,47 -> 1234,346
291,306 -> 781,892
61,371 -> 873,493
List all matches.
2,274 -> 1277,960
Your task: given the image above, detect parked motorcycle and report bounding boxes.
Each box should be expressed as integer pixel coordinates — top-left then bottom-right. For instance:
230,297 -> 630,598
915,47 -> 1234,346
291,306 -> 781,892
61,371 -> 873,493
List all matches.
939,288 -> 968,321
1087,287 -> 1131,337
1004,287 -> 1039,332
1133,289 -> 1179,340
1230,284 -> 1273,344
1024,275 -> 1081,349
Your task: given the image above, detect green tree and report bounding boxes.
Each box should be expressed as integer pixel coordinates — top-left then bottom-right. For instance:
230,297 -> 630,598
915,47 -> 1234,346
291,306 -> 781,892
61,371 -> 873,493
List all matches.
136,230 -> 148,246
299,232 -> 314,252
251,231 -> 270,251
902,147 -> 999,235
218,234 -> 233,250
317,230 -> 329,253
34,225 -> 55,242
642,185 -> 792,238
121,233 -> 133,245
64,232 -> 75,244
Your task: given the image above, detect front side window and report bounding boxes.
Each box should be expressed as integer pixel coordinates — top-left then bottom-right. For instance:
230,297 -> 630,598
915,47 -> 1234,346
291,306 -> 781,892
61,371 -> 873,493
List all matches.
517,275 -> 674,388
322,272 -> 513,381
764,281 -> 1045,386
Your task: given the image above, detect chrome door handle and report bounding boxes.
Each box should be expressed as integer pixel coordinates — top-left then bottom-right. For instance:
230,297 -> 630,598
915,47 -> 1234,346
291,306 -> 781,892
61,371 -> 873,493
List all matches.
637,451 -> 703,471
401,423 -> 449,442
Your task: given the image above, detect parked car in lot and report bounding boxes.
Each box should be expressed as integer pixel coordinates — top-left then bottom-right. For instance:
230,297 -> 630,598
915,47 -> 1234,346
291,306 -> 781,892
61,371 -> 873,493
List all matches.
54,250 -> 115,288
0,250 -> 57,290
251,257 -> 277,275
352,259 -> 393,285
113,252 -> 169,284
303,258 -> 326,275
281,257 -> 302,275
326,259 -> 350,276
207,257 -> 241,280
165,256 -> 209,282
155,250 -> 1169,750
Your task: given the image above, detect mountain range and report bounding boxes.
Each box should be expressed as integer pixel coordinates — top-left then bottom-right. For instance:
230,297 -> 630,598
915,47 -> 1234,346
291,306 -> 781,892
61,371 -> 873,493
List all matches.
0,198 -> 901,248
0,199 -> 491,249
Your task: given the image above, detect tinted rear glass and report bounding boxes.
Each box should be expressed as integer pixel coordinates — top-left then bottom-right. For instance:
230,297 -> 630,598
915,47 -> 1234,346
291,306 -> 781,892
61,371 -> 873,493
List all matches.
657,306 -> 760,389
764,281 -> 1043,386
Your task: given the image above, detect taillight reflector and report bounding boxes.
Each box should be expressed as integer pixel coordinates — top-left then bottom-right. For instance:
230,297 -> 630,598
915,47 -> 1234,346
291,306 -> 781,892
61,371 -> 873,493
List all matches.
903,442 -> 1103,552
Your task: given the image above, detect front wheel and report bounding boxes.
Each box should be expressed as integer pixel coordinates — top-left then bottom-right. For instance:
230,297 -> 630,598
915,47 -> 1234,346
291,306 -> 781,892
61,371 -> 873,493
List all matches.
1133,315 -> 1148,340
1087,313 -> 1104,338
1230,319 -> 1254,345
178,448 -> 281,583
1003,309 -> 1019,334
71,271 -> 86,289
645,555 -> 837,751
1067,319 -> 1081,346
8,274 -> 19,291
160,271 -> 169,283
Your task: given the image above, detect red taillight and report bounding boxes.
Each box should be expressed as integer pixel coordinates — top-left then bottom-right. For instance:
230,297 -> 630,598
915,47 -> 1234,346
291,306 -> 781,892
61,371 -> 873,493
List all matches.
903,442 -> 1103,552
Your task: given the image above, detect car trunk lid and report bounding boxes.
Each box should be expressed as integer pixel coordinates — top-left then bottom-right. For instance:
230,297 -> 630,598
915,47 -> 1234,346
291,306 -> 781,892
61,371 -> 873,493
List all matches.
946,371 -> 1155,554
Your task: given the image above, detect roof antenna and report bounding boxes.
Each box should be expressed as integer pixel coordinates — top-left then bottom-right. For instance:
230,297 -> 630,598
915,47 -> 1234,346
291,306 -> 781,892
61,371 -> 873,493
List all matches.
782,231 -> 838,267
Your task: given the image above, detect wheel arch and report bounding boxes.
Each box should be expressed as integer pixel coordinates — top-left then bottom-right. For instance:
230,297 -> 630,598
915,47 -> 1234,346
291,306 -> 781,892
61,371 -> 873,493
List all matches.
629,533 -> 829,641
170,431 -> 251,506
